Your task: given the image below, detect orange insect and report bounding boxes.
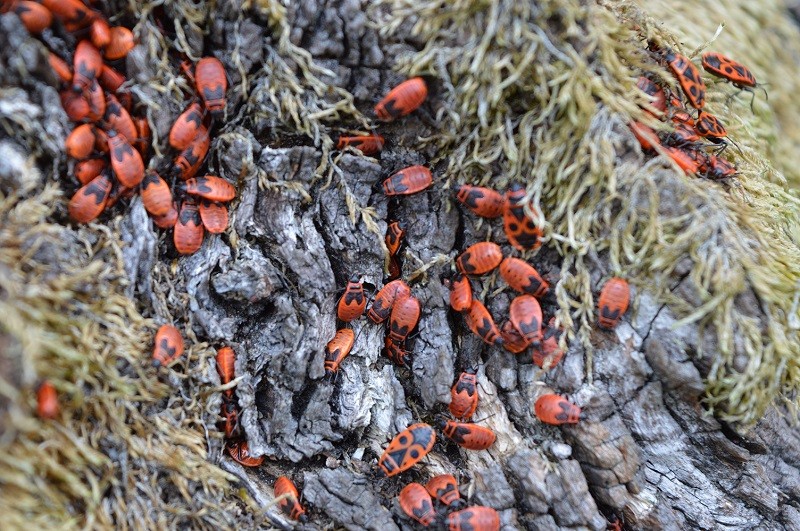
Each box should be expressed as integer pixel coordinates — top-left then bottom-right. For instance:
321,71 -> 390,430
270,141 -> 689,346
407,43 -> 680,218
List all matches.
65,124 -> 97,160
388,255 -> 401,281
694,111 -> 727,142
337,277 -> 366,322
226,440 -> 264,467
382,165 -> 433,196
388,293 -> 421,343
337,134 -> 385,156
216,346 -> 236,396
385,220 -> 405,256
13,1 -> 53,34
426,474 -> 463,507
107,130 -> 144,187
378,423 -> 436,477
84,80 -> 106,122
385,336 -> 409,366
663,146 -> 700,174
68,172 -> 112,223
636,76 -> 666,113
169,102 -> 205,150
447,273 -> 473,313
446,506 -> 500,531
664,123 -> 701,148
464,299 -> 503,346
500,320 -> 530,354
534,394 -> 581,425
48,53 -> 72,85
152,324 -> 185,367
182,176 -> 236,202
701,51 -> 765,109
174,127 -> 210,180
152,203 -> 179,229
73,158 -> 106,185
374,77 -> 427,121
134,116 -> 151,157
98,65 -> 126,92
449,369 -> 478,420
195,57 -> 227,117
504,183 -> 543,250
455,184 -> 505,218
219,398 -> 241,439
629,121 -> 660,151
509,295 -> 543,344
37,380 -> 59,420
40,0 -> 92,32
174,200 -> 205,254
701,154 -> 737,180
665,51 -> 706,110
499,257 -> 549,298
532,318 -> 564,369
198,201 -> 228,234
104,26 -> 135,60
274,476 -> 307,522
367,279 -> 411,323
60,89 -> 90,121
456,241 -> 502,276
140,171 -> 173,217
597,277 -> 630,329
324,328 -> 355,375
90,17 -> 111,48
102,93 -> 137,144
399,483 -> 436,527
438,420 -> 496,451
72,40 -> 102,93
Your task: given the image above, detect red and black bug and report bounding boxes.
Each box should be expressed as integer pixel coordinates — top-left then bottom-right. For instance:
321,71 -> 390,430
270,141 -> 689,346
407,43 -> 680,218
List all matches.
378,423 -> 436,477
665,51 -> 706,110
388,293 -> 421,343
40,0 -> 93,32
629,121 -> 661,151
426,474 -> 463,507
532,318 -> 564,369
337,134 -> 385,156
107,130 -> 144,188
664,122 -> 701,148
195,57 -> 227,117
226,440 -> 264,467
104,26 -> 135,61
216,346 -> 236,395
134,116 -> 151,157
182,176 -> 236,202
464,299 -> 503,346
663,146 -> 701,175
597,277 -> 630,329
72,40 -> 102,93
152,324 -> 184,367
13,1 -> 53,34
198,200 -> 228,234
90,17 -> 111,49
68,172 -> 112,223
455,184 -> 505,218
438,419 -> 496,451
274,476 -> 307,522
636,76 -> 666,114
399,482 -> 436,527
140,171 -> 173,217
324,328 -> 355,375
500,320 -> 530,354
219,398 -> 241,439
385,336 -> 409,366
375,77 -> 428,121
446,273 -> 473,313
449,369 -> 478,420
337,277 -> 366,322
60,89 -> 90,122
446,506 -> 500,531
367,279 -> 411,324
499,257 -> 549,298
700,154 -> 737,180
174,127 -> 211,180
65,124 -> 97,160
174,200 -> 205,254
385,221 -> 406,257
49,53 -> 72,85
97,64 -> 127,93
534,394 -> 581,425
701,51 -> 765,110
37,380 -> 59,420
84,80 -> 106,122
152,203 -> 179,229
504,183 -> 543,250
170,102 -> 205,150
382,165 -> 433,196
74,158 -> 106,185
102,93 -> 137,144
509,295 -> 543,344
456,241 -> 502,276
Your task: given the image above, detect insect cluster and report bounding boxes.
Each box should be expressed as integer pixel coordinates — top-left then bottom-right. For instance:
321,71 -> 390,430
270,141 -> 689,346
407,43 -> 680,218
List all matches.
397,477 -> 499,530
630,47 -> 765,181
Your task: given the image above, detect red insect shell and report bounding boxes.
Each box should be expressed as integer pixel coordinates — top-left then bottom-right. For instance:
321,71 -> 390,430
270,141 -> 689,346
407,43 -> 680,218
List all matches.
385,220 -> 405,256
449,369 -> 478,420
455,184 -> 506,218
74,158 -> 106,185
152,202 -> 179,229
701,51 -> 757,88
72,40 -> 102,93
104,26 -> 135,61
14,1 -> 53,34
367,279 -> 411,324
375,77 -> 428,121
499,257 -> 549,298
694,111 -> 727,139
701,155 -> 737,180
49,53 -> 72,85
198,201 -> 228,234
102,93 -> 137,144
216,346 -> 236,394
378,423 -> 436,477
447,273 -> 473,313
532,318 -> 564,369
68,172 -> 112,223
226,440 -> 264,467
195,57 -> 228,117
509,295 -> 543,344
98,65 -> 126,92
108,130 -> 144,187
534,394 -> 581,425
439,420 -> 496,451
140,171 -> 173,217
629,121 -> 660,151
60,89 -> 90,121
337,134 -> 385,156
37,380 -> 59,420
274,476 -> 307,522
446,506 -> 501,531
663,146 -> 700,174
152,324 -> 184,367
597,277 -> 630,329
385,336 -> 409,366
90,18 -> 111,49
337,277 -> 366,322
183,176 -> 236,202
382,165 -> 433,196
388,293 -> 421,343
456,241 -> 502,276
665,51 -> 706,110
174,127 -> 210,180
65,124 -> 97,160
504,184 -> 543,250
500,320 -> 530,354
174,201 -> 205,255
636,76 -> 666,113
134,116 -> 151,157
84,80 -> 106,122
324,328 -> 355,375
40,0 -> 93,32
399,483 -> 436,527
426,474 -> 463,507
170,102 -> 205,150
464,299 -> 503,346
